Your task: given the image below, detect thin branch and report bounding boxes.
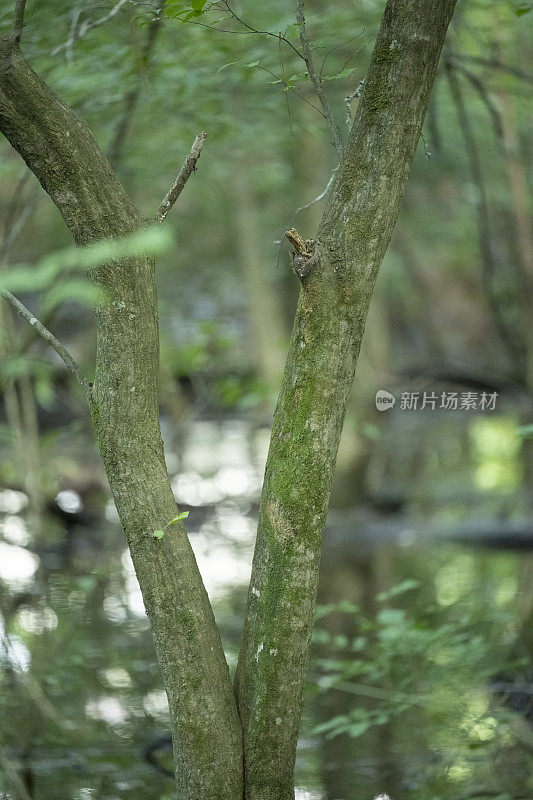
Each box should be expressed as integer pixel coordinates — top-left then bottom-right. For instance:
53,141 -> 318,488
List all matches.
319,31 -> 364,81
154,131 -> 207,223
445,62 -> 527,378
296,162 -> 339,213
450,60 -> 504,138
65,7 -> 83,66
345,78 -> 365,125
162,1 -> 304,64
12,0 -> 28,44
251,62 -> 327,119
0,289 -> 91,393
296,0 -> 344,157
50,0 -> 130,57
108,0 -> 166,168
450,52 -> 533,84
219,0 -> 305,64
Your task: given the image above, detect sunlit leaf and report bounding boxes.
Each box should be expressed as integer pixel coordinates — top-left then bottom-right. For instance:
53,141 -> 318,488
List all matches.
168,511 -> 189,525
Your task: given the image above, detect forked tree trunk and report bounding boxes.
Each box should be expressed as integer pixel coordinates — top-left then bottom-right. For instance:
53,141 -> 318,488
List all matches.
0,1 -> 456,798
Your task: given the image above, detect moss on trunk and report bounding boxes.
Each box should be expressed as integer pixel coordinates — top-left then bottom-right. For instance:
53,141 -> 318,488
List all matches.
234,3 -> 457,799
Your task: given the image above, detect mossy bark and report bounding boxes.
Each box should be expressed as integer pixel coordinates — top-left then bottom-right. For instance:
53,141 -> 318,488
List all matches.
234,3 -> 457,799
0,37 -> 242,800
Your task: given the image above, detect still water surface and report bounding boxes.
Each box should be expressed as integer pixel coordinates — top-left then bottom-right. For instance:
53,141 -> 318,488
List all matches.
1,415 -> 531,800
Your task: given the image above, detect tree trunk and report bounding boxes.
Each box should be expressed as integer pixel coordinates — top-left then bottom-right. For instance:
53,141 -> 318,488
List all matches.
0,35 -> 243,800
234,3 -> 457,799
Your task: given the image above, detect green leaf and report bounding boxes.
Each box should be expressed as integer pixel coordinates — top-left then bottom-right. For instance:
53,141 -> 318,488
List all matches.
152,530 -> 165,539
377,579 -> 420,602
218,60 -> 259,73
41,279 -> 107,314
323,67 -> 357,82
164,0 -> 187,14
377,608 -> 406,626
516,4 -> 532,15
312,715 -> 350,735
167,511 -> 189,525
346,720 -> 371,739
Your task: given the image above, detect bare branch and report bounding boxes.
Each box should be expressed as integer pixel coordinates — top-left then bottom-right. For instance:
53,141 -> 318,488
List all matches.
445,62 -> 527,377
154,132 -> 207,223
108,0 -> 167,168
450,60 -> 504,138
0,289 -> 91,394
296,162 -> 339,213
220,1 -> 305,64
344,78 -> 365,125
450,52 -> 533,84
296,0 -> 344,157
50,0 -> 130,58
12,0 -> 28,44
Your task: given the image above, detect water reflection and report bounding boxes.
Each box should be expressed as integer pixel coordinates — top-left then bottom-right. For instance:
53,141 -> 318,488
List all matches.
0,414 -> 531,799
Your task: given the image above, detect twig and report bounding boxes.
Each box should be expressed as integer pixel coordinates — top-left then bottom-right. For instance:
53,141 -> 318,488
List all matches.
154,132 -> 207,223
450,60 -> 503,138
445,62 -> 526,377
65,7 -> 83,66
319,32 -> 364,81
249,62 -> 326,119
450,52 -> 533,84
0,289 -> 91,393
345,78 -> 365,125
296,162 -> 339,213
296,0 -> 344,157
12,0 -> 28,44
50,0 -> 129,57
108,0 -> 167,168
220,0 -> 305,64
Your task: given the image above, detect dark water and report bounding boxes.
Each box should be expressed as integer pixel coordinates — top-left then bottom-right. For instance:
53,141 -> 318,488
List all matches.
1,413 -> 532,800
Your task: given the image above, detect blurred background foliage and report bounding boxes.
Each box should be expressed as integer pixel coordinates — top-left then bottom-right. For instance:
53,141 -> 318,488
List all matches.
0,0 -> 532,798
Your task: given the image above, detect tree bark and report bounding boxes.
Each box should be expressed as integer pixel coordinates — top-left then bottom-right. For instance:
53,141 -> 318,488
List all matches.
0,37 -> 243,800
234,3 -> 457,799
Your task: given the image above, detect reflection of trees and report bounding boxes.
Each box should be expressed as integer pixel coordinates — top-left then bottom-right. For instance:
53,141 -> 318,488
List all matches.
0,504 -> 169,799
